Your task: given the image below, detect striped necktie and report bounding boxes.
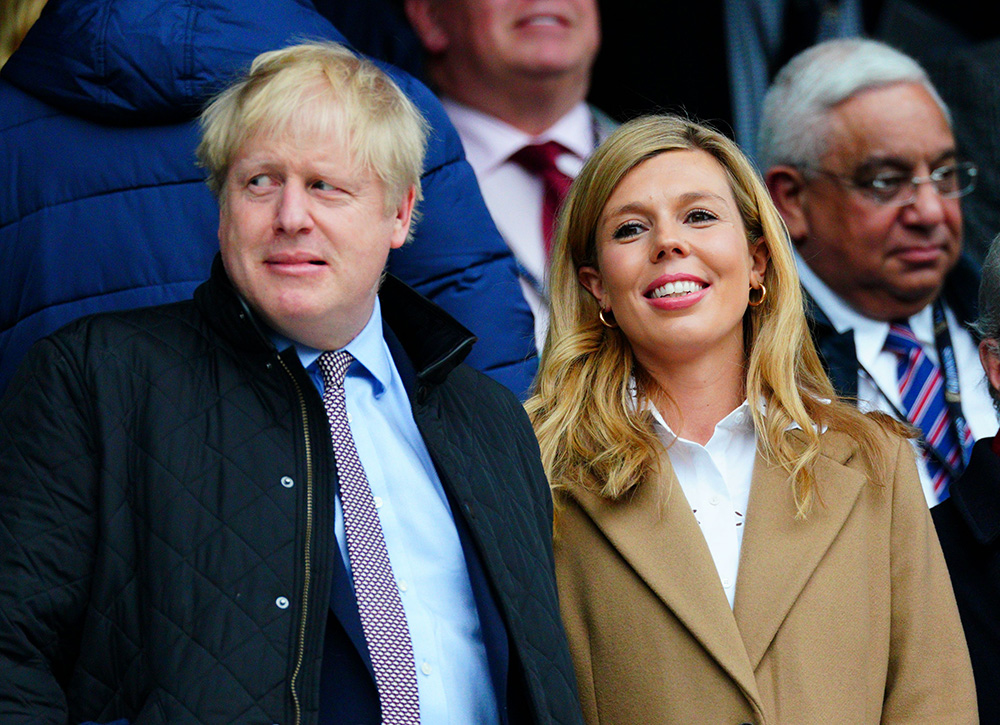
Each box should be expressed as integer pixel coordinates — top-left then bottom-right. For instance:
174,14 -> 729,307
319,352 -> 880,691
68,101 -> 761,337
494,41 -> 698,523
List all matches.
317,350 -> 420,724
884,322 -> 972,501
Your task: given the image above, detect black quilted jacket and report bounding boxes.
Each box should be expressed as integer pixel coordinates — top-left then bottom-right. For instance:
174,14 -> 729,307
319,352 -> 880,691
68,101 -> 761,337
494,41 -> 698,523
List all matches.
0,259 -> 582,725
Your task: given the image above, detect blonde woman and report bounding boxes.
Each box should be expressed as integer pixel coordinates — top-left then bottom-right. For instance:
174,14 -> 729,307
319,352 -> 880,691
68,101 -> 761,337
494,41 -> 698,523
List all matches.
527,115 -> 976,724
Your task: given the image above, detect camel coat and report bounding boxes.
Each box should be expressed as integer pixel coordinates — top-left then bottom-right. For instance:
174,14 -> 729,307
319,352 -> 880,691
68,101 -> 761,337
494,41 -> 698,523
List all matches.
555,429 -> 977,724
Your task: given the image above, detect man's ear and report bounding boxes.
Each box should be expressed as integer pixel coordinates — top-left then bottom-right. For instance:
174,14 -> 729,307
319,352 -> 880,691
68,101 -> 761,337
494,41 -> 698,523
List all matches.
404,0 -> 450,54
389,185 -> 418,250
980,338 -> 1000,397
765,165 -> 809,243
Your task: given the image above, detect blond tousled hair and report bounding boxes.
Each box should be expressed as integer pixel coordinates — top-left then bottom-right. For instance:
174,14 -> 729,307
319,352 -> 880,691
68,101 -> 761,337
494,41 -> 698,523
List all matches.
526,115 -> 904,517
196,41 -> 428,214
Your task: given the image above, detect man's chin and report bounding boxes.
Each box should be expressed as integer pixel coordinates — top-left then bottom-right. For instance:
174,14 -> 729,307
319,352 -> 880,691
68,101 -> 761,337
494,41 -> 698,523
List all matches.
879,283 -> 946,320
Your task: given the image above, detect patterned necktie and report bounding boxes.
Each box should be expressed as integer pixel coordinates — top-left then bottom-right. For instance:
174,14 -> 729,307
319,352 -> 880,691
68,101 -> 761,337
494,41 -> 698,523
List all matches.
510,140 -> 574,256
316,350 -> 420,724
884,322 -> 972,501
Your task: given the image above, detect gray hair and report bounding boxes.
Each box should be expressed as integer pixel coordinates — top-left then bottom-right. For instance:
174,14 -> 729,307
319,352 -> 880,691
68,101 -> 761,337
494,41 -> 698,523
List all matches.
975,233 -> 1000,342
757,38 -> 951,172
976,234 -> 1000,408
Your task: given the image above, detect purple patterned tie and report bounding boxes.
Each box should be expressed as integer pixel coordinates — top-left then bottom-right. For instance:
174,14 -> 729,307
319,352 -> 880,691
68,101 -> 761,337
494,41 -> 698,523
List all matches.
316,350 -> 420,724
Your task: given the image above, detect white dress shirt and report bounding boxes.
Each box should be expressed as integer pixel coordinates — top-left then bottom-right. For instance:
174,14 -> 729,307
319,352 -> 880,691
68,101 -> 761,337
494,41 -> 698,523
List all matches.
649,402 -> 758,608
796,251 -> 995,505
442,99 -> 598,349
276,299 -> 498,724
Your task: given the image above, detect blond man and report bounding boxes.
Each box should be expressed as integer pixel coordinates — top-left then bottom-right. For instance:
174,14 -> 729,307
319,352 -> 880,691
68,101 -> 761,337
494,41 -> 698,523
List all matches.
0,42 -> 582,724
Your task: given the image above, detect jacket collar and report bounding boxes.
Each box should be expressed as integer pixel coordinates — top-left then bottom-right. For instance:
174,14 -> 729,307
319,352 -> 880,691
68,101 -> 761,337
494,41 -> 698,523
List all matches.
194,254 -> 476,386
567,456 -> 764,714
567,428 -> 867,710
803,291 -> 860,399
732,429 -> 867,668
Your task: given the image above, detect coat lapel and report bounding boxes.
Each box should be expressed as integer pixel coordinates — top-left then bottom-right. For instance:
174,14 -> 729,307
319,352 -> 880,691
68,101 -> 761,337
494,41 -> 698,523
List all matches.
572,455 -> 763,708
733,430 -> 867,669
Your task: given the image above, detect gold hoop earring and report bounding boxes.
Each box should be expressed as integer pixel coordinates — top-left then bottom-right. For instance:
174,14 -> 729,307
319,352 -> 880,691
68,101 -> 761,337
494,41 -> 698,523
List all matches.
598,308 -> 617,328
748,284 -> 767,308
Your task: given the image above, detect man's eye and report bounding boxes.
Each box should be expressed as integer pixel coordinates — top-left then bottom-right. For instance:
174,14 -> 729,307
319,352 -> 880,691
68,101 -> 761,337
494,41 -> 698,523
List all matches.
248,174 -> 276,187
933,165 -> 958,179
312,180 -> 336,192
868,175 -> 907,192
612,222 -> 646,240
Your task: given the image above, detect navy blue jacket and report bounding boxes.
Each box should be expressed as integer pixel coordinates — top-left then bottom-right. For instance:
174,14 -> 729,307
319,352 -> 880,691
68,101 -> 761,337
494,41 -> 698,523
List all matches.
932,435 -> 1000,724
0,0 -> 537,398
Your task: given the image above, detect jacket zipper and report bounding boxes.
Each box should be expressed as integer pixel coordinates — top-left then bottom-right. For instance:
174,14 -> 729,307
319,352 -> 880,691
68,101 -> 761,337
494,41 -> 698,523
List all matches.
279,356 -> 315,725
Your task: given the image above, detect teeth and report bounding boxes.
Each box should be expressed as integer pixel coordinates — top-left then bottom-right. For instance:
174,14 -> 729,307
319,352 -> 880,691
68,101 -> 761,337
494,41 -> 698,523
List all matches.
649,280 -> 704,299
526,15 -> 560,26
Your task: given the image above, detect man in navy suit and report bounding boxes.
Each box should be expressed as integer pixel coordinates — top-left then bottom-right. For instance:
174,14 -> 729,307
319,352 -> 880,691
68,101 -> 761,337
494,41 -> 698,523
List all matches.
933,233 -> 1000,723
0,41 -> 582,724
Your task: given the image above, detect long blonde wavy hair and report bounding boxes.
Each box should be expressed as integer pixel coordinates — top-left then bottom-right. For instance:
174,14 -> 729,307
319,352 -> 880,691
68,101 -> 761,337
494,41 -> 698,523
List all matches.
526,115 -> 903,517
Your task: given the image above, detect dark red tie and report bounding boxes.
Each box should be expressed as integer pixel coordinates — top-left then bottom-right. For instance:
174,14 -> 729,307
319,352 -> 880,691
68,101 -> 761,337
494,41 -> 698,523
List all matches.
510,141 -> 574,255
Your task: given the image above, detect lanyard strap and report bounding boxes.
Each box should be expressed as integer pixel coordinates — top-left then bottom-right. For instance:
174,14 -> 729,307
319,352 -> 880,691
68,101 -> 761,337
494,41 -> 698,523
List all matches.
931,298 -> 972,465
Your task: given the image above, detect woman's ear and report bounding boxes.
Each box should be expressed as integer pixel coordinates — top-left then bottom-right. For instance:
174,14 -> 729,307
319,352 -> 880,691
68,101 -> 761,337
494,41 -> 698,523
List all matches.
749,237 -> 770,287
578,265 -> 606,307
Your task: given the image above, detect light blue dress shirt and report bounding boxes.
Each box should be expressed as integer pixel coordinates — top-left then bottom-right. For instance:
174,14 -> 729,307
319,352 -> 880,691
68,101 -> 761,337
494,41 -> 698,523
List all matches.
273,298 -> 498,724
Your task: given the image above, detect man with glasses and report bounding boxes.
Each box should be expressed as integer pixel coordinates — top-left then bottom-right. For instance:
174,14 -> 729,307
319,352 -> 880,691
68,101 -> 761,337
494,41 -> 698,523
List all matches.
761,38 -> 995,507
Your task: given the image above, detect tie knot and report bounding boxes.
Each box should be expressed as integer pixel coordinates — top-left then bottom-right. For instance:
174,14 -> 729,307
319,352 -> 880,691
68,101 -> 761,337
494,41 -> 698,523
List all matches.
510,140 -> 567,173
316,350 -> 355,391
885,322 -> 921,357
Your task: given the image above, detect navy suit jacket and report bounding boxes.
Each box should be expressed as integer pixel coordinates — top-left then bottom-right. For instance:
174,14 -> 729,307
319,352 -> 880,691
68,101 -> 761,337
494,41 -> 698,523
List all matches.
933,434 -> 1000,724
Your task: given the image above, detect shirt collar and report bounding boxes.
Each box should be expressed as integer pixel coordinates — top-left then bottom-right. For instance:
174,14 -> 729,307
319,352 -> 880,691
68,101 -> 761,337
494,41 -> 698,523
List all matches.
794,248 -> 936,368
628,376 -> 754,444
630,374 -> 825,440
649,399 -> 755,448
271,297 -> 392,397
441,98 -> 595,174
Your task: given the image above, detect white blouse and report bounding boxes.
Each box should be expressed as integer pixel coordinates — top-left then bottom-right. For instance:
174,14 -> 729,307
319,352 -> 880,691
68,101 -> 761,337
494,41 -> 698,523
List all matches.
649,402 -> 758,608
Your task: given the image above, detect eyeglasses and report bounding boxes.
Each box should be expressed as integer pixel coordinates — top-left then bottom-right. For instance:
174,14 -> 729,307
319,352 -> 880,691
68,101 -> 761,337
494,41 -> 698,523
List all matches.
804,161 -> 978,206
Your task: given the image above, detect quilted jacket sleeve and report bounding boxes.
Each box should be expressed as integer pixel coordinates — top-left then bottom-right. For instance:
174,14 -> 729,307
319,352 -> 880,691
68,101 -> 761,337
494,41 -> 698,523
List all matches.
383,68 -> 539,400
0,336 -> 98,721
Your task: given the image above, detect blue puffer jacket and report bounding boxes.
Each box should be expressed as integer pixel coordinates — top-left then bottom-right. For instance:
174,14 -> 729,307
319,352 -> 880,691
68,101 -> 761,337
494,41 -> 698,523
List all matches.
0,0 -> 537,398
